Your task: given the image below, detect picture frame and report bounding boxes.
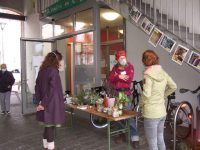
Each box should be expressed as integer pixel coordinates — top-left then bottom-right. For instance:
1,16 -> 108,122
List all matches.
159,35 -> 176,52
172,45 -> 189,65
140,17 -> 155,35
129,6 -> 142,23
148,28 -> 164,47
187,51 -> 200,70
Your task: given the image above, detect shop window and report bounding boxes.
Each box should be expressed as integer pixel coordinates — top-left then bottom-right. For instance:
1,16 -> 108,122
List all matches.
75,32 -> 94,65
55,15 -> 73,35
100,8 -> 124,42
42,24 -> 53,39
100,8 -> 124,79
75,9 -> 93,31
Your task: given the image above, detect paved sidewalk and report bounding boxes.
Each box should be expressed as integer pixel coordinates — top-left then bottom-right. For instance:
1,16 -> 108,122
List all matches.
0,95 -> 181,150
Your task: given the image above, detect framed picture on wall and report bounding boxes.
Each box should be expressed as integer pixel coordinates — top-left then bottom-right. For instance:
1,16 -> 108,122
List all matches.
140,17 -> 155,35
187,51 -> 200,70
159,35 -> 176,52
172,45 -> 189,65
129,6 -> 142,23
148,28 -> 163,47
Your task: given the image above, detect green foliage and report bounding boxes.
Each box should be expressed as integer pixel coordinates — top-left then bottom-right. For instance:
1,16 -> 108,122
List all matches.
89,90 -> 99,105
76,90 -> 85,104
76,89 -> 99,105
117,92 -> 130,104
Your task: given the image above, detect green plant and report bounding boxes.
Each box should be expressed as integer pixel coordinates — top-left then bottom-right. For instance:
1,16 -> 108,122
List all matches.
89,91 -> 99,106
76,90 -> 85,105
116,92 -> 130,109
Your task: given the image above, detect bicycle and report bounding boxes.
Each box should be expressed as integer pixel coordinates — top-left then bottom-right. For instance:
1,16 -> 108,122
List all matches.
165,92 -> 192,139
131,80 -> 193,139
179,86 -> 200,144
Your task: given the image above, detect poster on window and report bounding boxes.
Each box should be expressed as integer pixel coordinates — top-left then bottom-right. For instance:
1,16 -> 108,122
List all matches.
110,55 -> 117,71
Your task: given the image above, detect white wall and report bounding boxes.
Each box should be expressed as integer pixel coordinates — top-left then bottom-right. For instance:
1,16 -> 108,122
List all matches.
126,20 -> 200,127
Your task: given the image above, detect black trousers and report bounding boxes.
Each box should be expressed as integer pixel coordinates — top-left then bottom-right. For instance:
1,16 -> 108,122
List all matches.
43,127 -> 55,142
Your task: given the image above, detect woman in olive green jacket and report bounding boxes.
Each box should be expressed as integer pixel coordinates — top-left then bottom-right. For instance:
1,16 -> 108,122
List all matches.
140,50 -> 177,150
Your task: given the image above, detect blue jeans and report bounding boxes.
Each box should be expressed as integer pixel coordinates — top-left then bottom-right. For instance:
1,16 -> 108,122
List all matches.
0,91 -> 11,112
116,103 -> 139,141
144,117 -> 166,150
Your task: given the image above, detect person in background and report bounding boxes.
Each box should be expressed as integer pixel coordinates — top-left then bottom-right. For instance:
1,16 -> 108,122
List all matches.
0,63 -> 15,115
108,50 -> 139,148
35,50 -> 66,150
140,50 -> 177,150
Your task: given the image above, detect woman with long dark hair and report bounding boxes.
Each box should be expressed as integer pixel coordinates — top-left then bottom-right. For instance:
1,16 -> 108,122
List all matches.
35,50 -> 65,150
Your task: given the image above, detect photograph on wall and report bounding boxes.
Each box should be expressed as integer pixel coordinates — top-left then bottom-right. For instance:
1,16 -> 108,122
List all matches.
172,45 -> 189,65
187,51 -> 200,70
148,28 -> 164,47
129,6 -> 142,23
141,17 -> 155,35
159,35 -> 176,52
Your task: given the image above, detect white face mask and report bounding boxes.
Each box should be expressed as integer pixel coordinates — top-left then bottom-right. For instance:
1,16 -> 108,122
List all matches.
1,68 -> 6,72
119,59 -> 127,66
59,60 -> 65,71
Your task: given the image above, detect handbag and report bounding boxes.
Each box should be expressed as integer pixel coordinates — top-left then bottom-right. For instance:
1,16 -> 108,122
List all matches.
32,94 -> 37,105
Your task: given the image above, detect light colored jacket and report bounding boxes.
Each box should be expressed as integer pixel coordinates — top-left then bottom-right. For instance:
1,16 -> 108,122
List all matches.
140,65 -> 177,118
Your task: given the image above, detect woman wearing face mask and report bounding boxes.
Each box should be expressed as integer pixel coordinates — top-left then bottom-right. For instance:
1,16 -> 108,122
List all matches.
35,50 -> 66,150
108,50 -> 139,148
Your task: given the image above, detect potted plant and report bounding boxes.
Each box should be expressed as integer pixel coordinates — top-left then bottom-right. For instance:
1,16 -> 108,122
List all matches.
89,90 -> 99,106
116,92 -> 130,115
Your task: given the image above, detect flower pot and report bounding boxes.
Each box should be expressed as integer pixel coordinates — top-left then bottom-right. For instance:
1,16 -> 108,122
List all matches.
118,103 -> 123,110
108,98 -> 115,108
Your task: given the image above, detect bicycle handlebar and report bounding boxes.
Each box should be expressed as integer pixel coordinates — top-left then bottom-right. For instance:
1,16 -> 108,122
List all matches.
179,86 -> 200,94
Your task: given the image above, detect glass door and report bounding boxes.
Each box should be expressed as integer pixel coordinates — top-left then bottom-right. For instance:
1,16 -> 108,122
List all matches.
74,32 -> 96,94
20,38 -> 54,114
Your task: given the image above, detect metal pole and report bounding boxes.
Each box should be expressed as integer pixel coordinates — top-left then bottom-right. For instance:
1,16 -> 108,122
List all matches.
173,101 -> 194,150
185,0 -> 188,42
145,0 -> 147,15
0,23 -> 6,63
153,0 -> 157,24
192,0 -> 194,47
140,0 -> 142,11
107,121 -> 111,150
160,0 -> 162,26
178,0 -> 180,37
167,0 -> 168,29
127,119 -> 131,150
150,0 -> 152,18
172,0 -> 174,34
1,29 -> 3,63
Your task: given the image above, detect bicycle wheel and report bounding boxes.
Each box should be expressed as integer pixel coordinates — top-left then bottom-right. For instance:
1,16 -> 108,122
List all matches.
169,106 -> 191,139
90,114 -> 108,128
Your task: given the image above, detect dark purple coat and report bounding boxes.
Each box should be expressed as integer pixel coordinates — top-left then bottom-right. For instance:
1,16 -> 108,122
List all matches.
35,67 -> 65,125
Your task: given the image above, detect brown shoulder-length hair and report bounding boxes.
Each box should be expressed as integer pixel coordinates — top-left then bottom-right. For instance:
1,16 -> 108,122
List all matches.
40,50 -> 62,71
142,50 -> 159,66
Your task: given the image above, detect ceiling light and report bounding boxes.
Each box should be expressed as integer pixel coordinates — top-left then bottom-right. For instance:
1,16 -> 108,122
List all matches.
119,29 -> 123,34
102,12 -> 120,21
